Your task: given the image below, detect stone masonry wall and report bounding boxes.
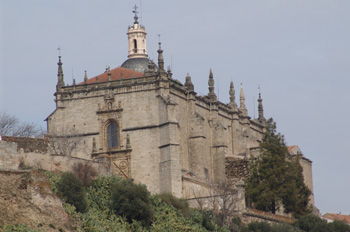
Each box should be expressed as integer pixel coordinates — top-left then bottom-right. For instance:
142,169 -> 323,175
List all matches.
0,140 -> 20,170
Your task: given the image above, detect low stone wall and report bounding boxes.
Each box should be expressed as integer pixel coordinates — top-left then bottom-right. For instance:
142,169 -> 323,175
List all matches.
241,208 -> 295,224
0,137 -> 109,175
1,136 -> 48,153
0,140 -> 20,170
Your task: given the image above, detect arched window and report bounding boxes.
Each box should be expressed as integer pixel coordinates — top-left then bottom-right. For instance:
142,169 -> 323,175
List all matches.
133,39 -> 137,50
107,123 -> 118,148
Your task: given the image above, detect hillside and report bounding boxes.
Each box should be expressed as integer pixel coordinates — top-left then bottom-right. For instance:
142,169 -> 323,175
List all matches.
0,169 -> 79,231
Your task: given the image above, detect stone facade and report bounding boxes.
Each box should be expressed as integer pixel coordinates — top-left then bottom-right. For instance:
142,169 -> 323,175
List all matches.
45,10 -> 314,208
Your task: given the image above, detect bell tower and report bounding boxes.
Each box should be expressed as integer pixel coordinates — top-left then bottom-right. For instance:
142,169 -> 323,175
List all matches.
127,5 -> 148,59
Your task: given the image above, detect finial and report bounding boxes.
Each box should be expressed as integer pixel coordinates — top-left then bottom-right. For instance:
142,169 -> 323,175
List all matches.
84,70 -> 88,83
56,55 -> 65,91
184,73 -> 194,91
258,85 -> 266,125
58,46 -> 61,56
132,5 -> 139,24
73,79 -> 76,85
167,66 -> 173,78
108,70 -> 111,81
157,42 -> 165,73
92,138 -> 97,153
229,81 -> 238,110
126,134 -> 131,149
239,83 -> 248,116
208,69 -> 217,101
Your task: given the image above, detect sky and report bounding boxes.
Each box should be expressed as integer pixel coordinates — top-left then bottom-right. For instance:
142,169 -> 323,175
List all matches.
1,0 -> 350,216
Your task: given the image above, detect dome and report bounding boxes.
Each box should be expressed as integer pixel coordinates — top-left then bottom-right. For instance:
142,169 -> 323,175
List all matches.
121,58 -> 152,73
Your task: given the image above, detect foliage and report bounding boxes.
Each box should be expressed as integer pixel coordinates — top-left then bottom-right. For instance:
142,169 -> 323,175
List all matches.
270,222 -> 301,232
1,224 -> 41,232
0,111 -> 42,137
327,220 -> 350,232
44,170 -> 60,194
72,162 -> 98,187
246,118 -> 311,216
56,172 -> 87,213
81,176 -> 142,232
189,209 -> 222,231
150,195 -> 217,232
158,192 -> 190,217
294,214 -> 328,232
242,221 -> 272,232
110,179 -> 154,226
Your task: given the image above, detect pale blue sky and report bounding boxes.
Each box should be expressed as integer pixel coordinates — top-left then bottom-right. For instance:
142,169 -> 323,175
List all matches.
1,0 -> 350,215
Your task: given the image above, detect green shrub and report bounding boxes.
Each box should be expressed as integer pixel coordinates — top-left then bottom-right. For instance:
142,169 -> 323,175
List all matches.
327,220 -> 350,232
110,179 -> 153,226
271,222 -> 301,232
158,192 -> 190,217
245,221 -> 272,232
56,172 -> 87,213
2,224 -> 39,232
190,210 -> 217,231
294,214 -> 328,232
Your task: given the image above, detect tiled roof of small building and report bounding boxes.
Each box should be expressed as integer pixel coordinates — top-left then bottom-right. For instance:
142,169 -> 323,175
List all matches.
323,213 -> 350,224
287,145 -> 297,153
78,67 -> 144,85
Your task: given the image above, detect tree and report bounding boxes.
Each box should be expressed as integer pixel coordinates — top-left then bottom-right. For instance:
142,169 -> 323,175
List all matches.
191,179 -> 241,229
110,179 -> 154,226
72,162 -> 98,187
245,118 -> 311,216
0,111 -> 42,137
56,172 -> 87,213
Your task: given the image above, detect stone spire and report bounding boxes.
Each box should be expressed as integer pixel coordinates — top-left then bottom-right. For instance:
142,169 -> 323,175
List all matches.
184,73 -> 194,91
229,81 -> 238,111
127,5 -> 147,59
258,92 -> 266,125
107,67 -> 111,81
157,42 -> 165,73
239,84 -> 248,117
84,70 -> 88,83
56,56 -> 65,91
208,69 -> 217,102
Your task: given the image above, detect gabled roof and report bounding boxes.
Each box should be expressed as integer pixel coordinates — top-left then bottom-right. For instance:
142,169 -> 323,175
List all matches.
323,213 -> 350,224
78,67 -> 144,85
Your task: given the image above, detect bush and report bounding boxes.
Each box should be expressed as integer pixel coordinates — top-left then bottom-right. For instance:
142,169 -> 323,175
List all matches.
271,222 -> 301,232
190,210 -> 217,231
56,172 -> 87,213
294,214 -> 328,232
72,162 -> 97,187
2,224 -> 39,232
158,192 -> 190,217
110,179 -> 154,226
327,220 -> 350,232
245,221 -> 272,232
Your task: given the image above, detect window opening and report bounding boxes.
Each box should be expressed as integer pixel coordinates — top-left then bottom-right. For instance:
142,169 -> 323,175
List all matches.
107,123 -> 118,148
133,39 -> 137,50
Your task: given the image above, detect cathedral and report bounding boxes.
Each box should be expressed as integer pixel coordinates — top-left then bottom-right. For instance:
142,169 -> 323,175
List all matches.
46,8 -> 314,208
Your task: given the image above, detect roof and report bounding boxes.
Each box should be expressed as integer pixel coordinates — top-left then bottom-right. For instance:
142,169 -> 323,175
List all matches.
121,57 -> 154,73
78,67 -> 144,85
323,213 -> 350,224
287,145 -> 298,153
